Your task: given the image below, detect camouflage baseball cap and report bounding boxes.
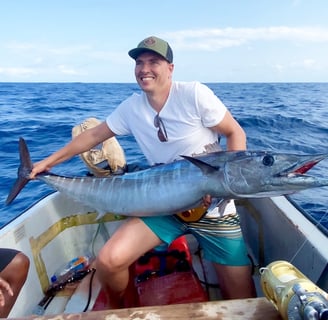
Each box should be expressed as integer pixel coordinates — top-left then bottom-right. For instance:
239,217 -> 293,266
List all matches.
128,36 -> 173,63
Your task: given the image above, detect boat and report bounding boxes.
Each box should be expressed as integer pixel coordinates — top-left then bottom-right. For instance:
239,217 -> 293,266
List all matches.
1,189 -> 327,319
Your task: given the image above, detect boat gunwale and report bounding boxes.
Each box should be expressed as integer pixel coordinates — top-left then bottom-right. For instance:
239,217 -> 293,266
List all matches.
286,195 -> 328,237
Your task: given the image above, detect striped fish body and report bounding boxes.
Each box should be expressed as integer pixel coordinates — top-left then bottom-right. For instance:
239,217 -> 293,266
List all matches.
38,159 -> 223,217
6,138 -> 328,219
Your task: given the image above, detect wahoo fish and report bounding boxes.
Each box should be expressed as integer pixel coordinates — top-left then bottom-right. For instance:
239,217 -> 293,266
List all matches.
6,137 -> 328,218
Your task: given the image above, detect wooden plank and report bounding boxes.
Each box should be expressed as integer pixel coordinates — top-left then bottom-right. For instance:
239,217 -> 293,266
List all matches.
15,298 -> 282,320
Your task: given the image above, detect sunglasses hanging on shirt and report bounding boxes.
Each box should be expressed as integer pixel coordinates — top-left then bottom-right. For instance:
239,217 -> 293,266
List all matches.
154,114 -> 168,142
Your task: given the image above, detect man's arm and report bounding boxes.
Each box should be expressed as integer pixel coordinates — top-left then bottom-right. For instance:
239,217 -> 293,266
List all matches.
210,110 -> 246,151
30,122 -> 115,178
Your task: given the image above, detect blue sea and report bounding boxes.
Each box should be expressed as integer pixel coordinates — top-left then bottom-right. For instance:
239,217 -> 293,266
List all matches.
1,82 -> 328,231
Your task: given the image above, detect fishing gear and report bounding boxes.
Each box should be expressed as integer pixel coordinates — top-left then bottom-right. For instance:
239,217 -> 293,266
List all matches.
32,268 -> 95,315
260,260 -> 328,320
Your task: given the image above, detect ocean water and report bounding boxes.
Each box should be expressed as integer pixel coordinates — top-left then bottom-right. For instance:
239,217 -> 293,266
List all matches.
0,82 -> 327,230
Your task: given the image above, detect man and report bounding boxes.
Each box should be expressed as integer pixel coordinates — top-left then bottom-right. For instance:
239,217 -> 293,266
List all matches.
0,249 -> 29,317
31,36 -> 256,308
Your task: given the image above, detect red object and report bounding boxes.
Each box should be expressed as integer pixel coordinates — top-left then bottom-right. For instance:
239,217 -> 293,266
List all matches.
137,271 -> 208,306
169,235 -> 192,263
134,236 -> 207,306
93,236 -> 207,310
92,290 -> 107,311
134,235 -> 192,277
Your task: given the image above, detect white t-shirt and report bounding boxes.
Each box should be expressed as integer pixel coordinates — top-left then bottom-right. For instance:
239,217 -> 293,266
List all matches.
107,81 -> 227,165
106,81 -> 236,216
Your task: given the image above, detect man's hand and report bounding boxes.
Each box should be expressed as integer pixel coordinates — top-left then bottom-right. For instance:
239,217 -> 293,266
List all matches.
29,160 -> 52,179
0,277 -> 13,307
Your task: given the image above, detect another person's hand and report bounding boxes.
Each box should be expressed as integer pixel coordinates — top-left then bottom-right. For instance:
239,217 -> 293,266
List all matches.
0,277 -> 13,307
202,194 -> 212,208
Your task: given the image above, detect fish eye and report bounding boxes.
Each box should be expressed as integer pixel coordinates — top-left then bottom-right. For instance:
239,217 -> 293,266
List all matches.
262,155 -> 275,166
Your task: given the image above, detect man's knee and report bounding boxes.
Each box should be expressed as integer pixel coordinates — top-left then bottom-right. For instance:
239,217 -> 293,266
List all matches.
16,253 -> 30,270
8,252 -> 29,282
97,247 -> 129,273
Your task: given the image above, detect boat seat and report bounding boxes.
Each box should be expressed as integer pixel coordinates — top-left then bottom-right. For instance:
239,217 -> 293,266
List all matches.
133,235 -> 208,306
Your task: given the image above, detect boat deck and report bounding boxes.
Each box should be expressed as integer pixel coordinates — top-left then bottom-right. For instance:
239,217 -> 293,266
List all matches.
13,231 -> 283,319
19,298 -> 281,319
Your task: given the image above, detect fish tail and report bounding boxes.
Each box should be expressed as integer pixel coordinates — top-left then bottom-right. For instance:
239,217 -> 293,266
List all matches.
6,137 -> 33,205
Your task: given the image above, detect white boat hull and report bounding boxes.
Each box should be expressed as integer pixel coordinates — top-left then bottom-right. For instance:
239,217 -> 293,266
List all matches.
1,192 -> 327,319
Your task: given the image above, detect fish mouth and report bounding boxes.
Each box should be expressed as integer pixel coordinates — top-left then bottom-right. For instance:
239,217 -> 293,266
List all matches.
279,154 -> 327,177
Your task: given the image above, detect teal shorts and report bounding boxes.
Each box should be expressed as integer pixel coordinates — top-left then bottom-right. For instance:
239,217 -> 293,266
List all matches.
141,213 -> 250,266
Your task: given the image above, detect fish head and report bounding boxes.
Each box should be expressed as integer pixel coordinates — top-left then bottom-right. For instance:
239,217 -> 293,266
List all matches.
223,151 -> 328,197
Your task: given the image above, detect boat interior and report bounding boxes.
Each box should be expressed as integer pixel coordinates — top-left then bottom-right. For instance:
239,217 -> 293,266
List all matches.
2,192 -> 328,319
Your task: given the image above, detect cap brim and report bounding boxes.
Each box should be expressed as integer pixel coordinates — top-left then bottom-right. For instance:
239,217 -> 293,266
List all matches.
128,48 -> 168,61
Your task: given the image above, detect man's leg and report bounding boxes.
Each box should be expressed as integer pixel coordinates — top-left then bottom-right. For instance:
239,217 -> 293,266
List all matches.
96,217 -> 162,308
187,213 -> 256,300
214,263 -> 256,299
0,251 -> 29,317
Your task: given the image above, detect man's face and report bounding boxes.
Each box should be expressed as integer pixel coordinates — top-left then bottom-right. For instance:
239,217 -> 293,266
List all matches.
134,51 -> 173,93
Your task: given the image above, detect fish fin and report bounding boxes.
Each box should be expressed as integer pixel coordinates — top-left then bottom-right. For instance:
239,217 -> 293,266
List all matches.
6,137 -> 33,205
207,197 -> 223,212
181,155 -> 219,175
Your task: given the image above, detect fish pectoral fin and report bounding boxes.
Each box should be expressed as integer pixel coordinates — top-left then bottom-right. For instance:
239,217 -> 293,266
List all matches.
181,155 -> 219,175
207,197 -> 222,212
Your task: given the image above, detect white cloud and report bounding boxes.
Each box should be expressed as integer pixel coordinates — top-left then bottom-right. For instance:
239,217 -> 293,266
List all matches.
57,64 -> 84,75
4,42 -> 36,50
163,27 -> 328,51
274,64 -> 284,73
48,45 -> 92,56
0,66 -> 38,77
288,58 -> 317,69
5,41 -> 92,56
1,26 -> 327,82
302,59 -> 316,68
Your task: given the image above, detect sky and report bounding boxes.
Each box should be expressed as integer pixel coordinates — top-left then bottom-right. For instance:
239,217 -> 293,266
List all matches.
0,0 -> 328,83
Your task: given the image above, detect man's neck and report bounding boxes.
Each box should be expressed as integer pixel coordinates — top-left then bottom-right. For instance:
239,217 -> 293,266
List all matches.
146,82 -> 172,113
